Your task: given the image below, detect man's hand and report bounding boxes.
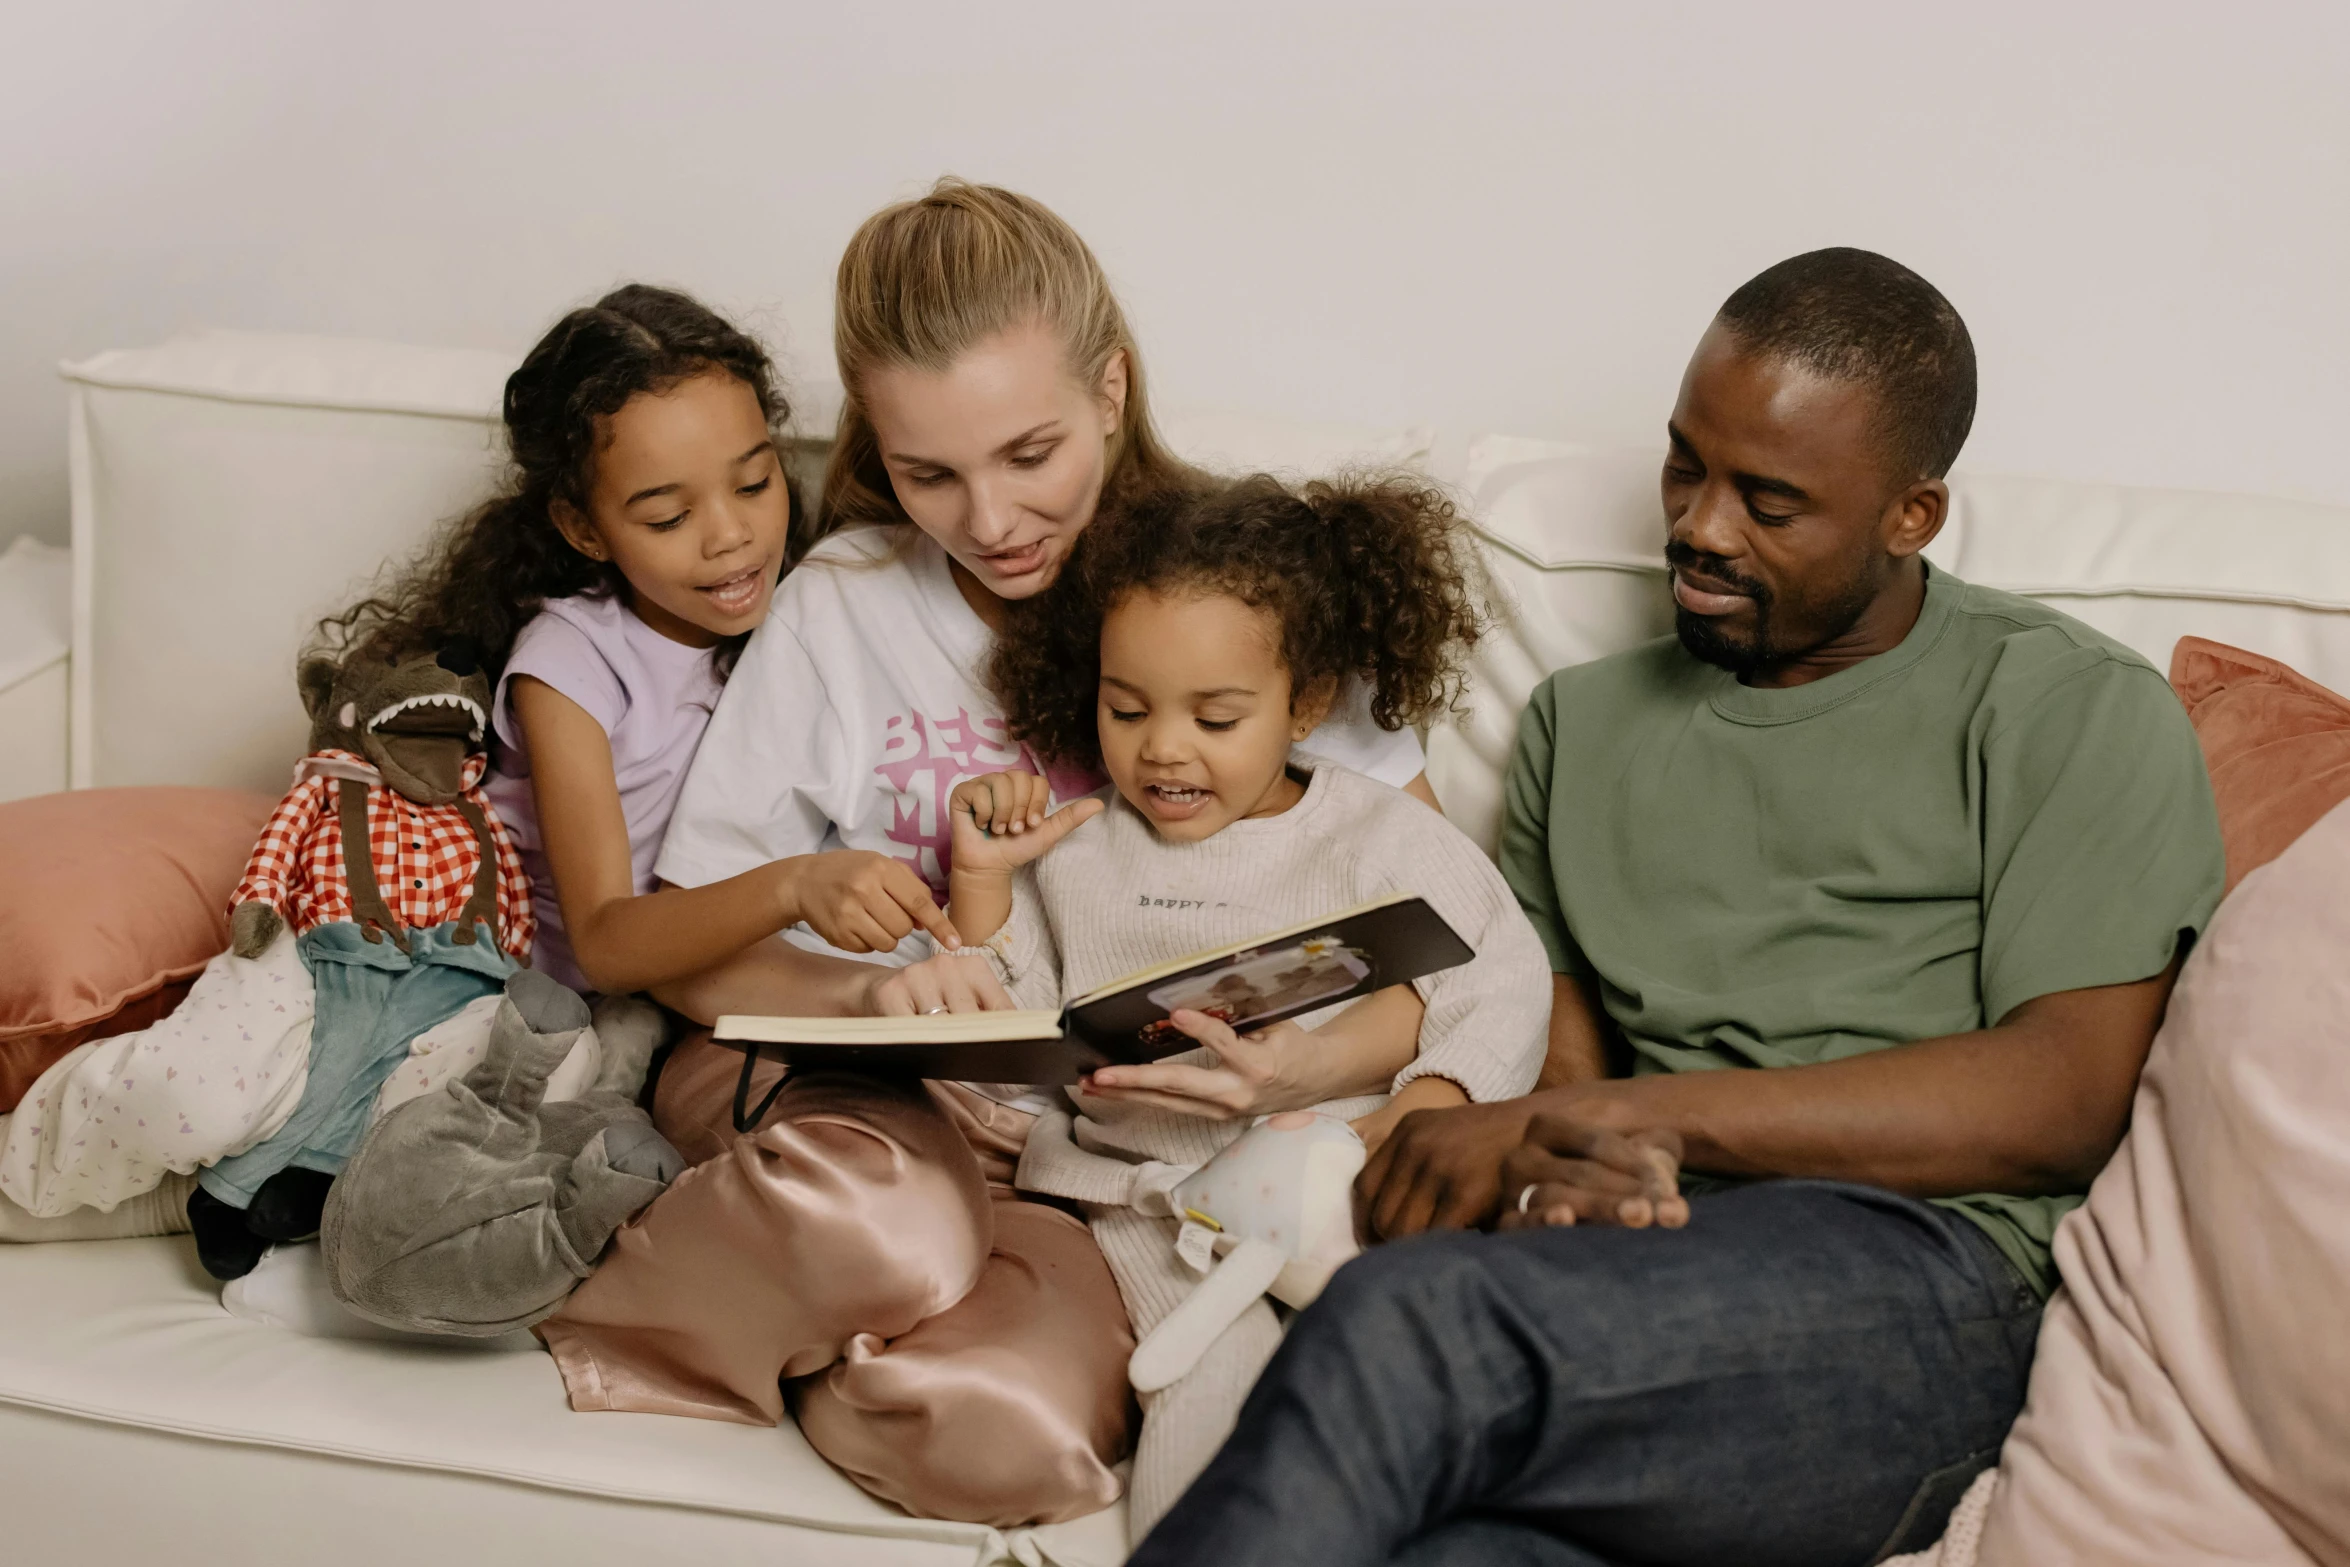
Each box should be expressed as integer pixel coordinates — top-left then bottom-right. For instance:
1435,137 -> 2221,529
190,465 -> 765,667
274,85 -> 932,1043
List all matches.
1496,1112 -> 1688,1231
775,850 -> 960,955
1350,1076 -> 1471,1155
949,772 -> 1103,876
1355,1092 -> 1692,1241
1353,1097 -> 1539,1240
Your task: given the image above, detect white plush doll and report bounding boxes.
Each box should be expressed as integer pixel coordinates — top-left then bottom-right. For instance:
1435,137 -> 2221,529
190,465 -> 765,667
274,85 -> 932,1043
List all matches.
1127,1111 -> 1366,1393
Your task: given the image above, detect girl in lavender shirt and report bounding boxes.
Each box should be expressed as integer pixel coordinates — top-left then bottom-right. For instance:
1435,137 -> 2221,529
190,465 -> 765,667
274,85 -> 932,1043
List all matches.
346,284 -> 953,998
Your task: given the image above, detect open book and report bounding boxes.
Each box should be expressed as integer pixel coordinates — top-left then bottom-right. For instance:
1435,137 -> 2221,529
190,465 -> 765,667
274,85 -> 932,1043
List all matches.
714,892 -> 1474,1091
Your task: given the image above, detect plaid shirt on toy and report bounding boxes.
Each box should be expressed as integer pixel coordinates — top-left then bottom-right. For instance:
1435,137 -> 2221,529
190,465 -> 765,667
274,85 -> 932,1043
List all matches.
230,749 -> 534,960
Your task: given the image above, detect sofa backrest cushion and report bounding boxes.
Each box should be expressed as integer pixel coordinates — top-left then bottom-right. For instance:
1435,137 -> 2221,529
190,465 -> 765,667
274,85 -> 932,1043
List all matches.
1427,435 -> 2350,853
63,332 -> 1438,794
65,332 -> 511,792
64,330 -> 2350,837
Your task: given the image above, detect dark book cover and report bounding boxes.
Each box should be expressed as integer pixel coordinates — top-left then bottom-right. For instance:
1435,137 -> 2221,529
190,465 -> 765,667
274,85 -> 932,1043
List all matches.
713,893 -> 1473,1085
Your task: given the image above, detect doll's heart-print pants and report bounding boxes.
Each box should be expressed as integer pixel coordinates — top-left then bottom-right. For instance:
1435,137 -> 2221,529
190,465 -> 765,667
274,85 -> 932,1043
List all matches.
0,930 -> 315,1220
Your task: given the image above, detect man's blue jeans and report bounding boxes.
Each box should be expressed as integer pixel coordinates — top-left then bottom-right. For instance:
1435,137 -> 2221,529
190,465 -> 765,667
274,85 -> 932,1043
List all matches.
1130,1179 -> 2042,1567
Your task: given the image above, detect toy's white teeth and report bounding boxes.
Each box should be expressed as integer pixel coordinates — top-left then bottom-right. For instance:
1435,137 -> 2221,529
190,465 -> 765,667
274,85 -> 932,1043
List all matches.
368,692 -> 486,741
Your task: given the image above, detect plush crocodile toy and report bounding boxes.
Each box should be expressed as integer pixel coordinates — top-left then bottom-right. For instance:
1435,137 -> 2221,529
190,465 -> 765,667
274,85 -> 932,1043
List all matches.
323,969 -> 683,1337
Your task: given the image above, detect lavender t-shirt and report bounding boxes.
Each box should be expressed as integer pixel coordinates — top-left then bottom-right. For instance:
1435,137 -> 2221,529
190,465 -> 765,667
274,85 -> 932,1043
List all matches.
485,594 -> 723,992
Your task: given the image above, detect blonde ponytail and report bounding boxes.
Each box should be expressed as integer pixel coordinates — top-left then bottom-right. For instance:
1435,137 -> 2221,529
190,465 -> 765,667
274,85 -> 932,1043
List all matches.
806,178 -> 1195,559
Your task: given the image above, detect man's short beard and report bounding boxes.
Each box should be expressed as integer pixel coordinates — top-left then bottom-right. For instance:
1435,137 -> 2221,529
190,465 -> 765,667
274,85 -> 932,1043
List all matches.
1671,556 -> 1884,680
1667,542 -> 1779,676
1675,603 -> 1772,677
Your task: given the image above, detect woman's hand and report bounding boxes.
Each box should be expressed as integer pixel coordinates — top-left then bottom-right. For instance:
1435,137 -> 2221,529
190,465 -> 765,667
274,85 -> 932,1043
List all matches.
949,772 -> 1102,877
1496,1112 -> 1688,1232
862,952 -> 1017,1016
774,850 -> 960,955
1080,1011 -> 1337,1121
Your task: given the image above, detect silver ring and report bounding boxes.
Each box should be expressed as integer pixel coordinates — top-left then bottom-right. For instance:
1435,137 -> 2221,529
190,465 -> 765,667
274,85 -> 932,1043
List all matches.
1516,1183 -> 1539,1216
923,1005 -> 951,1016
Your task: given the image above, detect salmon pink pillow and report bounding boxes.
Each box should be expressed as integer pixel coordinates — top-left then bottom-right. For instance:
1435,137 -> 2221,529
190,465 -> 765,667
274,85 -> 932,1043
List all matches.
0,787 -> 274,1111
2169,637 -> 2350,895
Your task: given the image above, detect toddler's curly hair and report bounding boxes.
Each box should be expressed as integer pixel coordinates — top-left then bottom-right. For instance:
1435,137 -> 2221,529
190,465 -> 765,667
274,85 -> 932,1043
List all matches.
993,472 -> 1486,767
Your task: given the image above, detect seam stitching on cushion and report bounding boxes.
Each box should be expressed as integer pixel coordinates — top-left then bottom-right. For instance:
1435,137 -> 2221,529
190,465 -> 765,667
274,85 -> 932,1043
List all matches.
0,959 -> 218,1044
55,376 -> 500,425
0,1387 -> 1000,1548
1465,537 -> 2350,615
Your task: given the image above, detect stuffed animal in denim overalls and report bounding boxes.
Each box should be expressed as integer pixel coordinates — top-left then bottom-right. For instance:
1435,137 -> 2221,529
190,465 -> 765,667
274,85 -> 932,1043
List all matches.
189,638 -> 535,1280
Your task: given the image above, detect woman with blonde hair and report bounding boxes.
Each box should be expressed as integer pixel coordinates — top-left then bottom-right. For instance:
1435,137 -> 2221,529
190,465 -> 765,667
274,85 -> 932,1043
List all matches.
540,181 -> 1441,1535
658,177 -> 1436,1024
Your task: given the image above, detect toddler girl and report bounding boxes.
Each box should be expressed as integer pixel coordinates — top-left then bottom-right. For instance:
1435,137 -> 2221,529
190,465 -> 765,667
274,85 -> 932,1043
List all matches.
947,472 -> 1553,1535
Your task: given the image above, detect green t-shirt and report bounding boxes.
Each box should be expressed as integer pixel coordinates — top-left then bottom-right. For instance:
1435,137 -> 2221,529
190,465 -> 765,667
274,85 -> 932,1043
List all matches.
1499,567 -> 2224,1297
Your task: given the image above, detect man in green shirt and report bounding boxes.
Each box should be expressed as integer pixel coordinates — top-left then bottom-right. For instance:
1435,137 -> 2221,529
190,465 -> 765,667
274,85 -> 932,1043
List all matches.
1133,251 -> 2225,1567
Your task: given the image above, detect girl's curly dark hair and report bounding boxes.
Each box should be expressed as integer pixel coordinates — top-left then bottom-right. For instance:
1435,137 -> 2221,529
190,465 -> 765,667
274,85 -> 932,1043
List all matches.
993,472 -> 1486,767
313,284 -> 797,679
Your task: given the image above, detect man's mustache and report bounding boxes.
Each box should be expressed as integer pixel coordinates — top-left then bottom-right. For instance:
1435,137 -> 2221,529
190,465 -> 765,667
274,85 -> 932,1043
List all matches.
1664,542 -> 1771,605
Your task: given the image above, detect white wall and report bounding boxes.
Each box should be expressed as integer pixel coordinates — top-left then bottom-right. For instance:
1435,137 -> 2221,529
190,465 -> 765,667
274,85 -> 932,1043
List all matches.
5,1 -> 2348,548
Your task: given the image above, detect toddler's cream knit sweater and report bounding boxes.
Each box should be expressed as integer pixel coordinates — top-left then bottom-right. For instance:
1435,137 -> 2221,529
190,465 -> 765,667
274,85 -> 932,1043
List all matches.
994,760 -> 1550,1175
984,759 -> 1550,1538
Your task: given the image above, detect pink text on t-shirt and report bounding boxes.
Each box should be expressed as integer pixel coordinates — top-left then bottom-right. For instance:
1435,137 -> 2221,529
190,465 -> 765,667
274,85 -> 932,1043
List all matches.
874,708 -> 1104,892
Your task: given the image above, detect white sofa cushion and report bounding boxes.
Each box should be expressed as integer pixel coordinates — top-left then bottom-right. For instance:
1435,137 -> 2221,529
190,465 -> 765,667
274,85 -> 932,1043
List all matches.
64,332 -> 513,792
1157,407 -> 1434,479
1426,435 -> 2350,853
65,329 -> 513,420
0,1236 -> 1123,1565
61,330 -> 1441,796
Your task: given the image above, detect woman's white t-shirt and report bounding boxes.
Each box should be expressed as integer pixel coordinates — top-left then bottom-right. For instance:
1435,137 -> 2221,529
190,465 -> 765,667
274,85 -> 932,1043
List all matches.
655,526 -> 1426,966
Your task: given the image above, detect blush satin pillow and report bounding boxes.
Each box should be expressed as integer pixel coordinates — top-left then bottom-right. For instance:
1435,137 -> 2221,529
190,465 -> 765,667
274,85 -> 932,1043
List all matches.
0,787 -> 275,1112
1974,794 -> 2350,1565
2169,637 -> 2350,895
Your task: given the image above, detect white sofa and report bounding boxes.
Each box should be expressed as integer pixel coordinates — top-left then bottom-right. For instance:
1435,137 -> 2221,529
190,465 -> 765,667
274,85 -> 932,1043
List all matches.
7,331 -> 2350,1566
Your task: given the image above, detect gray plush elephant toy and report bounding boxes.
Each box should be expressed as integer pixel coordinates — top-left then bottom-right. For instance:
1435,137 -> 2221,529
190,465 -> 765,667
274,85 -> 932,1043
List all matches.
320,968 -> 685,1337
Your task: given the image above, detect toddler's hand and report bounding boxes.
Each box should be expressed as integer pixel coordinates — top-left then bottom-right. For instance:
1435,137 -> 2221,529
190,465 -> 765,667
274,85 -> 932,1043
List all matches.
777,850 -> 959,955
950,772 -> 1103,877
1081,1011 -> 1328,1121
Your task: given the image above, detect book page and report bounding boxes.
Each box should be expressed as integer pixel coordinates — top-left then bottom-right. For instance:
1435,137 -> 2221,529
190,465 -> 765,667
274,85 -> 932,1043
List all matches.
714,1010 -> 1064,1045
1065,890 -> 1418,1005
